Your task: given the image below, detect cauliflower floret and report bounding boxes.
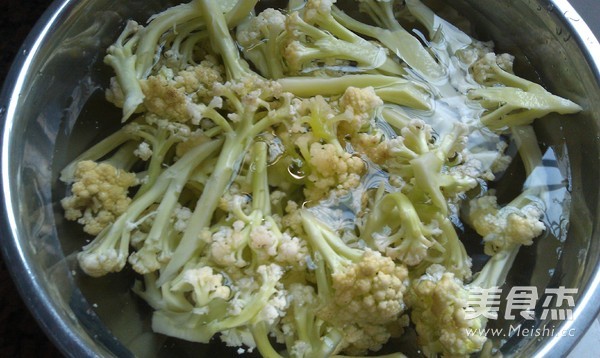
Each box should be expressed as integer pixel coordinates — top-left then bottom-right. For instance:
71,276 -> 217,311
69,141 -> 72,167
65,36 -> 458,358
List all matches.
249,222 -> 279,260
217,193 -> 252,219
299,244 -> 410,355
340,323 -> 394,356
219,328 -> 256,349
471,52 -> 515,86
469,193 -> 545,255
338,86 -> 383,124
105,76 -> 126,109
308,142 -> 362,178
78,249 -> 125,278
281,200 -> 304,237
303,0 -> 336,22
455,39 -> 494,67
248,218 -> 310,270
325,250 -> 409,326
236,8 -> 287,79
127,203 -> 192,275
238,8 -> 286,45
173,205 -> 192,232
305,142 -> 365,202
209,220 -> 250,268
257,284 -> 288,326
141,67 -> 190,122
352,132 -> 389,165
374,120 -> 435,177
141,59 -> 224,122
177,56 -> 224,95
170,266 -> 232,307
227,264 -> 285,317
213,76 -> 283,108
61,160 -> 137,235
408,265 -> 487,357
336,87 -> 383,144
275,233 -> 310,269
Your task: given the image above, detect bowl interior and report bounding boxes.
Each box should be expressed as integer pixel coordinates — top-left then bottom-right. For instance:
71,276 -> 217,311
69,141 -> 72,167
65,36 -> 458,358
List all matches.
2,0 -> 600,356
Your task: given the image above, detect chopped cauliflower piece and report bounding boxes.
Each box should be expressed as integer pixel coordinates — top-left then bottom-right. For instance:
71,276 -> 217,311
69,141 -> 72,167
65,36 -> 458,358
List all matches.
304,142 -> 364,202
61,160 -> 137,235
469,193 -> 545,255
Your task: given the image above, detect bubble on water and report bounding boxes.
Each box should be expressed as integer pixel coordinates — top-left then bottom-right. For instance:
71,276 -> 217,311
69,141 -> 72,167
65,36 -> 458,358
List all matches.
287,159 -> 306,180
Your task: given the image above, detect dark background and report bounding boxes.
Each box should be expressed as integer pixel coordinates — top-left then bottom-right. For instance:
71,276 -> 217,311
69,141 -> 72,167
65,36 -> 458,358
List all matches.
0,0 -> 598,357
0,2 -> 65,356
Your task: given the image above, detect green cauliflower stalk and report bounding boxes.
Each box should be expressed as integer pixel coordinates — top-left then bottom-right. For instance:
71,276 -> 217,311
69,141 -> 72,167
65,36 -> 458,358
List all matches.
332,1 -> 445,81
283,0 -> 406,76
469,53 -> 582,130
360,191 -> 438,266
75,138 -> 221,276
278,74 -> 431,110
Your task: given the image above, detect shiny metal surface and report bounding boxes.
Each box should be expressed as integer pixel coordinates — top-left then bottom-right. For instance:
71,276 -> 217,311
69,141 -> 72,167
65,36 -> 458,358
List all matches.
1,0 -> 599,357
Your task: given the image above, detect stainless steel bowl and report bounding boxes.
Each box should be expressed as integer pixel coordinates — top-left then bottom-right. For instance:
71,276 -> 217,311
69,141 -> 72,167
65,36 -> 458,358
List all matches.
2,0 -> 599,357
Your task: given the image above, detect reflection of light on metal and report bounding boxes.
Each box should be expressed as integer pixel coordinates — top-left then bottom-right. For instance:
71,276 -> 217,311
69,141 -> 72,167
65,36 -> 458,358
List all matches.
523,146 -> 571,243
3,0 -> 72,255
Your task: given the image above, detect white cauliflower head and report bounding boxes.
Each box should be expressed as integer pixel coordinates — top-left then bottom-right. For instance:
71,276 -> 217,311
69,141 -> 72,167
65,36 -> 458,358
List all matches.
61,160 -> 137,236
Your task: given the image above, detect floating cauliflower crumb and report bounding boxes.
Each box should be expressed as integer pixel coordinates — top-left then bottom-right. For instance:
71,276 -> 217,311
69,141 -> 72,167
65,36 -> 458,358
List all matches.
61,160 -> 137,235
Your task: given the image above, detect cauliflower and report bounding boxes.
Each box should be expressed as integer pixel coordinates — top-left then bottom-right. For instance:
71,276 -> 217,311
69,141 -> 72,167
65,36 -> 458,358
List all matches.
281,200 -> 304,237
61,160 -> 137,236
337,86 -> 383,137
209,220 -> 251,268
170,266 -> 232,307
149,263 -> 286,346
469,192 -> 545,255
373,119 -> 435,178
280,283 -> 345,357
326,250 -> 409,325
302,212 -> 409,328
141,68 -> 191,122
283,0 -> 405,76
304,142 -> 365,202
471,52 -> 516,86
141,59 -> 224,122
134,141 -> 153,161
352,132 -> 389,165
409,265 -> 487,357
360,192 -> 439,266
339,86 -> 383,119
76,138 -> 222,277
468,52 -> 582,131
275,233 -> 310,269
236,8 -> 287,79
64,0 -> 583,357
340,323 -> 396,356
